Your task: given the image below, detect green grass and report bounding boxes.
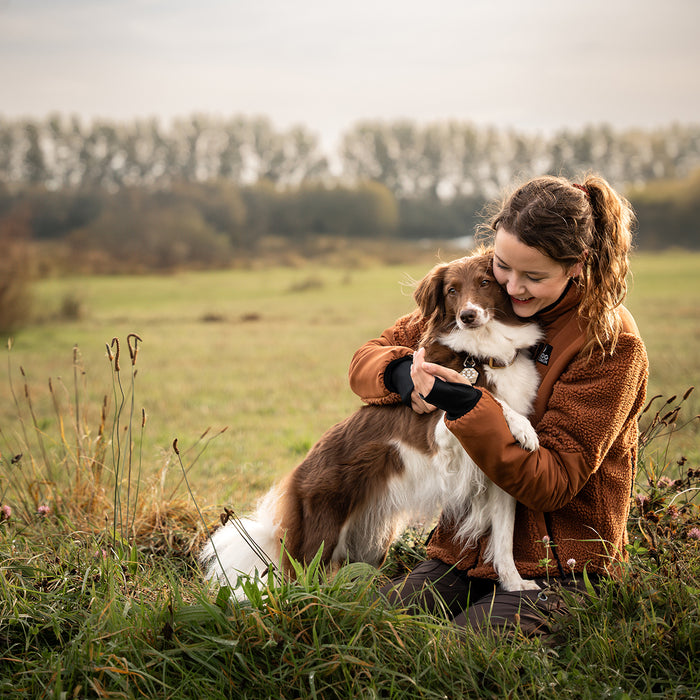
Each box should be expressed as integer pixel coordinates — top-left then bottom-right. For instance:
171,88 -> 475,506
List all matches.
627,251 -> 700,409
1,482 -> 699,698
1,250 -> 699,697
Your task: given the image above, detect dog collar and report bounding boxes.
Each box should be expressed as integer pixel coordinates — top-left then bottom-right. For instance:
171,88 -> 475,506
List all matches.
486,350 -> 520,369
460,351 -> 520,385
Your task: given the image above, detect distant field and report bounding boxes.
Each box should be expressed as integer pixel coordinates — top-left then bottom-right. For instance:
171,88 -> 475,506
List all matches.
2,250 -> 698,511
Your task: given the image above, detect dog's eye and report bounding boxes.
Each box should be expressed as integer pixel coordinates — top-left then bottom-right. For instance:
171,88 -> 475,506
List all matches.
447,287 -> 457,295
480,279 -> 490,287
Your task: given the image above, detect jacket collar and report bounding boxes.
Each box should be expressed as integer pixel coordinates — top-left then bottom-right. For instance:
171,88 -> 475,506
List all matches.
534,278 -> 583,327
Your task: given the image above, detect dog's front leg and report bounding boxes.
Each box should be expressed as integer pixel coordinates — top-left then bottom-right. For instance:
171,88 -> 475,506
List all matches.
495,398 -> 539,452
487,487 -> 540,592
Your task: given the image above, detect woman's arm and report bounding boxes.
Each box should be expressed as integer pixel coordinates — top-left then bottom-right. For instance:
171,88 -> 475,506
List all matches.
348,311 -> 426,405
446,334 -> 648,511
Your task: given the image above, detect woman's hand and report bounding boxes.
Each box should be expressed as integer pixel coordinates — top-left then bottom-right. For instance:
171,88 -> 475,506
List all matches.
409,390 -> 438,414
410,347 -> 472,400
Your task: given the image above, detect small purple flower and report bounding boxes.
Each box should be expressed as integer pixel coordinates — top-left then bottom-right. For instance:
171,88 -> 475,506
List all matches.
0,504 -> 11,520
542,535 -> 551,545
688,528 -> 700,541
657,476 -> 674,488
37,504 -> 51,517
567,558 -> 577,569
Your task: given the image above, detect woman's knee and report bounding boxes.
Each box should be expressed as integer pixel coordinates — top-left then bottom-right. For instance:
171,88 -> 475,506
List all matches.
380,559 -> 472,616
455,585 -> 569,636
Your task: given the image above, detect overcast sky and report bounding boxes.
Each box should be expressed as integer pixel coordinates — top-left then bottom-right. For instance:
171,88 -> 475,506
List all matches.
1,0 -> 698,151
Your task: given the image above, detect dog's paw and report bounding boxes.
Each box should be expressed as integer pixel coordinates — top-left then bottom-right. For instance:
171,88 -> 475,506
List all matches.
500,576 -> 541,592
498,401 -> 539,452
511,420 -> 539,452
518,579 -> 542,592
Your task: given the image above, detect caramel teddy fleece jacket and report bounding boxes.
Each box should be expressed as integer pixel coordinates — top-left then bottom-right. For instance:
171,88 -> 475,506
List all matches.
348,283 -> 649,580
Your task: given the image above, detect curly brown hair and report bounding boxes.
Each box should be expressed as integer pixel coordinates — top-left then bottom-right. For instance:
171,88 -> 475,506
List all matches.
481,174 -> 635,359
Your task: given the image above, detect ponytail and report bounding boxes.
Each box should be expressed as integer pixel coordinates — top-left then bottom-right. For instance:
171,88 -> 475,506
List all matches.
579,175 -> 635,358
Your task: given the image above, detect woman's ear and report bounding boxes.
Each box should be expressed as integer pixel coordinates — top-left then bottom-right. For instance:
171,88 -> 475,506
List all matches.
568,251 -> 588,279
568,261 -> 584,279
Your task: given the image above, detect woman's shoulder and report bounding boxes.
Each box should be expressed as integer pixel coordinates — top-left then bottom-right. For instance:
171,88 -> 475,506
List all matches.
616,304 -> 642,338
566,323 -> 648,384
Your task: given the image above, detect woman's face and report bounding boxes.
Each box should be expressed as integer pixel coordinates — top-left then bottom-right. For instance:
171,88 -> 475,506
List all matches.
493,229 -> 580,317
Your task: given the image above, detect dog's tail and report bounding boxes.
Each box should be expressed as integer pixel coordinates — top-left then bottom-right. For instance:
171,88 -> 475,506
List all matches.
200,485 -> 283,589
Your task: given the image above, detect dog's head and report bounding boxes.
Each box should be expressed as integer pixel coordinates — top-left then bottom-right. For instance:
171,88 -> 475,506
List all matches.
414,253 -> 516,335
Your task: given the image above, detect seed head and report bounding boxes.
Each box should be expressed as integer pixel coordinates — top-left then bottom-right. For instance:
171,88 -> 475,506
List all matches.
110,337 -> 121,372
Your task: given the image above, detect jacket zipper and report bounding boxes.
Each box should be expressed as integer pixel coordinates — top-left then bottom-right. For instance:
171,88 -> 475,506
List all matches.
543,512 -> 566,578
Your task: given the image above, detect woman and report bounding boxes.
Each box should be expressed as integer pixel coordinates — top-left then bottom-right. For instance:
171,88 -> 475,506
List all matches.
348,175 -> 649,635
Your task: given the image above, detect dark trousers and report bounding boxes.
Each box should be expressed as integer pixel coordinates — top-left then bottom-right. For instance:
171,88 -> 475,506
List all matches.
380,559 -> 591,636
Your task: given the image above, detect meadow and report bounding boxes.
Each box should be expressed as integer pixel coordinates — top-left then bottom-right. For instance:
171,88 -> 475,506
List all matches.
3,250 -> 699,510
1,249 -> 699,698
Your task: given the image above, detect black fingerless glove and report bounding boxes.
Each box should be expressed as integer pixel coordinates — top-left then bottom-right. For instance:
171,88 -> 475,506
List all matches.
421,378 -> 482,420
384,356 -> 482,419
383,356 -> 414,406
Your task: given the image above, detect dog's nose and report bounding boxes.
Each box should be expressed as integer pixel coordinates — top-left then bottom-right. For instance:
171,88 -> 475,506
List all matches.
460,309 -> 477,325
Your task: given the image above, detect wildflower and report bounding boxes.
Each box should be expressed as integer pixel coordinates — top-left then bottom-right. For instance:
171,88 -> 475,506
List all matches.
542,535 -> 551,545
1,504 -> 11,520
657,476 -> 674,488
634,494 -> 649,511
567,558 -> 577,569
37,504 -> 51,517
666,504 -> 679,520
688,528 -> 700,541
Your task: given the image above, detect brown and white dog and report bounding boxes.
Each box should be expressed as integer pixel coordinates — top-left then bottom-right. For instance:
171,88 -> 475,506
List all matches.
201,253 -> 542,592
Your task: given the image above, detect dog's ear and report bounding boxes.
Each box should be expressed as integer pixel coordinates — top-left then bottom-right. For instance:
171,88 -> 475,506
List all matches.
414,263 -> 448,318
470,252 -> 494,277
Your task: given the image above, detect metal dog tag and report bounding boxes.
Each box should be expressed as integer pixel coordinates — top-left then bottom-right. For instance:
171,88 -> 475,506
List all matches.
461,359 -> 479,385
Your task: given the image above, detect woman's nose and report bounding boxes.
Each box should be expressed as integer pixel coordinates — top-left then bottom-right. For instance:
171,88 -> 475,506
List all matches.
505,276 -> 525,296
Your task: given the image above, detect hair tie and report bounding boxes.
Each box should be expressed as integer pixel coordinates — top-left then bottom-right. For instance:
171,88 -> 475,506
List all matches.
572,183 -> 590,198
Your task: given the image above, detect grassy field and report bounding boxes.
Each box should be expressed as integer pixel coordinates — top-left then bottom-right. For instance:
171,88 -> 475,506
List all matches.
2,250 -> 698,511
1,249 -> 699,698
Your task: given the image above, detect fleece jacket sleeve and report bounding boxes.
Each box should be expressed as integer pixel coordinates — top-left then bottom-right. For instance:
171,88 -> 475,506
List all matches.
444,333 -> 649,512
348,311 -> 425,405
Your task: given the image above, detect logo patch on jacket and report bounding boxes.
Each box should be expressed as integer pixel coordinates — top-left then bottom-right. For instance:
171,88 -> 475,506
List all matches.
533,343 -> 553,366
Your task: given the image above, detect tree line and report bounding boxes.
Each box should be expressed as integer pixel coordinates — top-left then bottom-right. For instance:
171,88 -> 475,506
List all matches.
0,114 -> 698,274
3,114 -> 700,195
